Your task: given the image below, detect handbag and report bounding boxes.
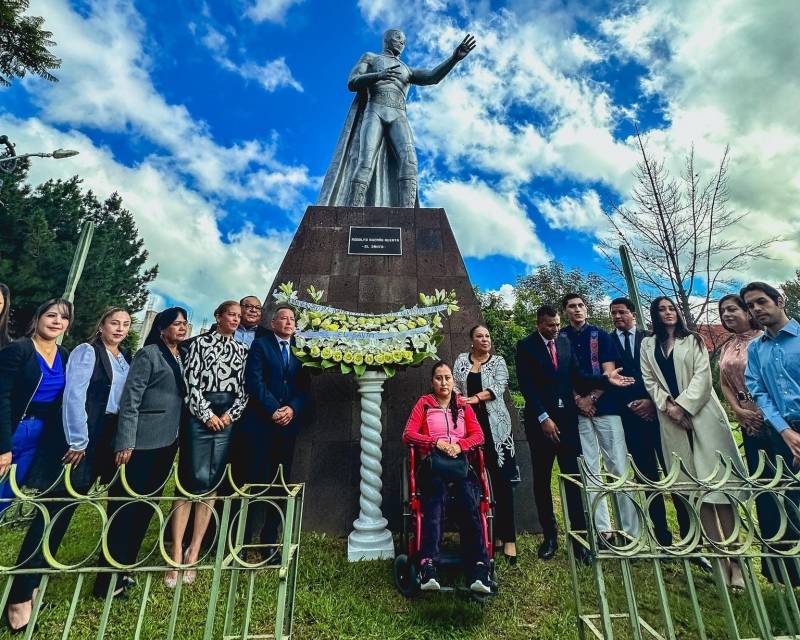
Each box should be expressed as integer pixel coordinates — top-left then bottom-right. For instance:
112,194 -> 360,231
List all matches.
429,449 -> 469,480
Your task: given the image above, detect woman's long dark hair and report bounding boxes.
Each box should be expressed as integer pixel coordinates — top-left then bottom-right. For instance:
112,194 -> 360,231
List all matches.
430,361 -> 459,426
144,307 -> 187,346
0,283 -> 10,348
26,298 -> 73,338
718,294 -> 760,332
649,296 -> 703,347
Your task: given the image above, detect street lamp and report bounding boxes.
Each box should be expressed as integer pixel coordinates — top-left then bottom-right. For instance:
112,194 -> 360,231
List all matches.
0,134 -> 85,344
0,135 -> 80,173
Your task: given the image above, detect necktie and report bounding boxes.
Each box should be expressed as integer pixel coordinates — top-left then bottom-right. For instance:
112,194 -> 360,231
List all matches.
623,330 -> 633,361
547,340 -> 558,370
280,340 -> 289,369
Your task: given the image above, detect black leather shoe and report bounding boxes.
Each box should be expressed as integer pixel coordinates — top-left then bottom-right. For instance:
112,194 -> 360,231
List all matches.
578,548 -> 594,566
537,537 -> 558,560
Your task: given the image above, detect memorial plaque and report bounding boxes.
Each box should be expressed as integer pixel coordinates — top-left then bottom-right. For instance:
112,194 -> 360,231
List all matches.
348,226 -> 402,256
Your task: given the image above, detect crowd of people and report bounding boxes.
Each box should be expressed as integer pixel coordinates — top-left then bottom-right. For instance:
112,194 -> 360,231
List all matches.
514,284 -> 800,593
0,291 -> 309,632
0,278 -> 798,626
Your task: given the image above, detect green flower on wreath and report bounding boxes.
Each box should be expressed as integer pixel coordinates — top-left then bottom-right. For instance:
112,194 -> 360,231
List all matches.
311,317 -> 321,327
365,353 -> 375,365
375,353 -> 385,365
310,345 -> 321,358
343,351 -> 354,364
354,353 -> 364,366
332,350 -> 343,362
321,347 -> 333,360
392,350 -> 404,363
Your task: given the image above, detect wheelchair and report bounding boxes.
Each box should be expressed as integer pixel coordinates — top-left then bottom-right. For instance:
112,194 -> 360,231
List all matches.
393,444 -> 497,600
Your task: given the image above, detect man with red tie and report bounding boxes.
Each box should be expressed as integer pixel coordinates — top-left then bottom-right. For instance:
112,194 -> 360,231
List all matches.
516,305 -> 632,563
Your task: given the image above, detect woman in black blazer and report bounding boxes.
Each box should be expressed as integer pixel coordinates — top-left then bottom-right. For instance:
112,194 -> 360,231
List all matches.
1,298 -> 72,633
94,307 -> 189,597
61,307 -> 132,491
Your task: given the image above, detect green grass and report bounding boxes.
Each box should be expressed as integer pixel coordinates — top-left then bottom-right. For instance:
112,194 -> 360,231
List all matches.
2,495 -> 797,640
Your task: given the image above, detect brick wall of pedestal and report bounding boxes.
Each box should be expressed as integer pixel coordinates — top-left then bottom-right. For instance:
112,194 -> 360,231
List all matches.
265,205 -> 540,535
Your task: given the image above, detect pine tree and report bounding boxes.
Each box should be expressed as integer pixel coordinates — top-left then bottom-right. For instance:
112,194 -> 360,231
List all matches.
0,165 -> 157,344
0,0 -> 61,86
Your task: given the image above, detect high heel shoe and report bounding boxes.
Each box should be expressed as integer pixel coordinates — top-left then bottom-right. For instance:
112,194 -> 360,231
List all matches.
4,604 -> 33,635
727,559 -> 745,592
164,570 -> 178,589
182,549 -> 197,585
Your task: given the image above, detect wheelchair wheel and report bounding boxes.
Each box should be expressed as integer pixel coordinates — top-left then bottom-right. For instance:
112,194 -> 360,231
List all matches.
484,468 -> 496,552
400,456 -> 411,553
394,553 -> 420,597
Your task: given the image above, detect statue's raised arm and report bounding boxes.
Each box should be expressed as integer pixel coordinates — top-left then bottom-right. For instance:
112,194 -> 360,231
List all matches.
411,34 -> 476,86
317,29 -> 477,209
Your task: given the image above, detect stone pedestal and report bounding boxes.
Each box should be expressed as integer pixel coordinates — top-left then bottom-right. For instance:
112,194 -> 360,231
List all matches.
265,206 -> 539,535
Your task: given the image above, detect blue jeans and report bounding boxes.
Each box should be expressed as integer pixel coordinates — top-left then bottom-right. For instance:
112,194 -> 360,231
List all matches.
0,418 -> 44,511
420,471 -> 488,567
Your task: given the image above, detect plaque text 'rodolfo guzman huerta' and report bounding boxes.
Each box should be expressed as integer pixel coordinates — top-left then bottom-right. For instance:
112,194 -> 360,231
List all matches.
348,226 -> 402,255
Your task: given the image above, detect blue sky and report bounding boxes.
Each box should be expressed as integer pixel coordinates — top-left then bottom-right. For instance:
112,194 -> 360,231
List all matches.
2,0 -> 798,323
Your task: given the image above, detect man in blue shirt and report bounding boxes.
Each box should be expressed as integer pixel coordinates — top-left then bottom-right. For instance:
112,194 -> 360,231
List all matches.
234,296 -> 268,348
743,282 -> 800,467
743,281 -> 800,586
560,293 -> 639,541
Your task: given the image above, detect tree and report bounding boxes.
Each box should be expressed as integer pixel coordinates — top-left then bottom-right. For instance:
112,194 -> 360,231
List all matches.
475,287 -> 526,394
601,130 -> 776,329
0,0 -> 60,86
512,261 -> 612,333
0,163 -> 157,346
781,270 -> 800,321
476,260 -> 611,394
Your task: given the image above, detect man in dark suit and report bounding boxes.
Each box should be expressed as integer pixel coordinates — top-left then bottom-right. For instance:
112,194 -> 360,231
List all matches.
609,298 -> 696,553
238,304 -> 311,548
516,305 -> 632,563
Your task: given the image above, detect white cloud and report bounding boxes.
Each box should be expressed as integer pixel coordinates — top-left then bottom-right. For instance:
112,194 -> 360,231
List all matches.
195,24 -> 303,93
399,9 -> 639,193
601,0 -> 800,284
424,178 -> 550,266
1,114 -> 291,320
536,190 -> 606,232
25,0 -> 311,208
487,283 -> 515,307
245,0 -> 304,24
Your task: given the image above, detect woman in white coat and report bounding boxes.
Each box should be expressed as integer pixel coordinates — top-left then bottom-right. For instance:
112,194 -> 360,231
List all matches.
640,296 -> 746,588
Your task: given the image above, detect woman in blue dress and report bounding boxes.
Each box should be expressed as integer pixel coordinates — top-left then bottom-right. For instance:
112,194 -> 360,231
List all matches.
0,298 -> 72,633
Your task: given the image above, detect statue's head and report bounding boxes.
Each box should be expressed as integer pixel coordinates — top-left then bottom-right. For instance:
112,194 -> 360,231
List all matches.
383,29 -> 406,56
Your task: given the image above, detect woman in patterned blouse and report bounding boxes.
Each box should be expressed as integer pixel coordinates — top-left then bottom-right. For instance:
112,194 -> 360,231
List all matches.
166,300 -> 248,587
453,325 -> 519,564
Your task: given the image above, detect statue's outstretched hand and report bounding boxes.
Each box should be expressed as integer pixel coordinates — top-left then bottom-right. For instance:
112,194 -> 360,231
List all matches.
454,34 -> 476,60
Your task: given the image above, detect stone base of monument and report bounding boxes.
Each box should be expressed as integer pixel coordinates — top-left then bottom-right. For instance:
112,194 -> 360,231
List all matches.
265,205 -> 540,537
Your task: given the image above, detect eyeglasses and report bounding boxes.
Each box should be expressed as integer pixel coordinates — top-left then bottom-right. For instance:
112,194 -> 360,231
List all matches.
242,304 -> 262,312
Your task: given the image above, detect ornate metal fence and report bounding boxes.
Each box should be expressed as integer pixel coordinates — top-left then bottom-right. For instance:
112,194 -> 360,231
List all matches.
0,463 -> 303,640
562,452 -> 800,640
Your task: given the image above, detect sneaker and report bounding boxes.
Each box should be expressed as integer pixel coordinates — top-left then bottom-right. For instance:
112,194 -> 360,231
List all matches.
419,559 -> 440,591
469,562 -> 493,594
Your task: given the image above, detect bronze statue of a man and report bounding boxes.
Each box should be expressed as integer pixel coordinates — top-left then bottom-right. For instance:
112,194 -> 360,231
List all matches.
317,30 -> 476,209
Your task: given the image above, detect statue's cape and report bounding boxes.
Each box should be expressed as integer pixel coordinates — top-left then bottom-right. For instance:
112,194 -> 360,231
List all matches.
317,91 -> 402,207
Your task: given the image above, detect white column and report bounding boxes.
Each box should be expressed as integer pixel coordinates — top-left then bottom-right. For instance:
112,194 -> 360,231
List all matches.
347,370 -> 395,561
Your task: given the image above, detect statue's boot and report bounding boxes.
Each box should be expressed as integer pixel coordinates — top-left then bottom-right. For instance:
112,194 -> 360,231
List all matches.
349,180 -> 368,207
399,178 -> 417,208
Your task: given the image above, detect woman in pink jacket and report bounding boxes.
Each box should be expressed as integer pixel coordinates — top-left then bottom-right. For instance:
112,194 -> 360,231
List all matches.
402,361 -> 492,594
